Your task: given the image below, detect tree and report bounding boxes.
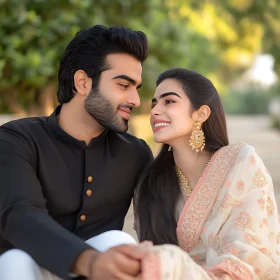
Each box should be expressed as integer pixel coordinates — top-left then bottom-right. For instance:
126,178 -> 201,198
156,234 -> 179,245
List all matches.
167,0 -> 280,79
1,0 -> 279,114
0,0 -> 219,114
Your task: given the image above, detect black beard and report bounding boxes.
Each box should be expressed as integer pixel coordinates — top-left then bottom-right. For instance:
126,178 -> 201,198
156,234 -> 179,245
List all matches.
84,87 -> 131,133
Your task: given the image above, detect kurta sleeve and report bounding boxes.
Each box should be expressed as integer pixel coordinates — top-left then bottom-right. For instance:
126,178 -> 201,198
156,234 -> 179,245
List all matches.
0,126 -> 90,279
140,145 -> 280,280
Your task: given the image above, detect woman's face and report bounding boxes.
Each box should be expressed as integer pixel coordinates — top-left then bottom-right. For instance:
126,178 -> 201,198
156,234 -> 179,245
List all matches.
150,78 -> 196,144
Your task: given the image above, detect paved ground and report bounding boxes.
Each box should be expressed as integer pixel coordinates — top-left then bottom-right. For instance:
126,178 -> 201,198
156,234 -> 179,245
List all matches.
1,115 -> 279,240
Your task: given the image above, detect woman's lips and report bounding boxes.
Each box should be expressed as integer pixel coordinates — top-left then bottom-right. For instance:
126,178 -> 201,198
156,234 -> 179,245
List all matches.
153,120 -> 170,132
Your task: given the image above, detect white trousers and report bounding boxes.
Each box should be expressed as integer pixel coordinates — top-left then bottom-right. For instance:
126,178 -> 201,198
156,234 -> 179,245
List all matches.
0,230 -> 137,280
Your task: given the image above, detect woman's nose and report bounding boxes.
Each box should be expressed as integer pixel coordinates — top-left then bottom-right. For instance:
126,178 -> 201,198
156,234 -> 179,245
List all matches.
151,104 -> 161,116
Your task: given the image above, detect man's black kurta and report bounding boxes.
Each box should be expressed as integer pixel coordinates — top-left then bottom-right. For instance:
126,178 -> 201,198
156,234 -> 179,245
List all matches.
0,106 -> 152,279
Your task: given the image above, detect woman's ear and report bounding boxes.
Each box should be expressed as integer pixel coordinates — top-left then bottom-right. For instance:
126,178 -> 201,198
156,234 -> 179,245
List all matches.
192,105 -> 211,123
73,70 -> 92,97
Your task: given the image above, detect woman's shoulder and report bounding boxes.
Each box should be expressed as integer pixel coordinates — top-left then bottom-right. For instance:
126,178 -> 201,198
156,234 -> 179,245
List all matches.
218,143 -> 256,159
214,143 -> 263,172
217,143 -> 269,179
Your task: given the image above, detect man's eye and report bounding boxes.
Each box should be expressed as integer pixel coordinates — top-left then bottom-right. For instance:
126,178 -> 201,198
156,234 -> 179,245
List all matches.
119,84 -> 129,89
165,100 -> 174,105
151,103 -> 156,109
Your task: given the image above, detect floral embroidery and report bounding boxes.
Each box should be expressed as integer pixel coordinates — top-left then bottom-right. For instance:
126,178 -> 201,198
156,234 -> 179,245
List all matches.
269,232 -> 275,242
259,248 -> 268,254
201,226 -> 207,234
260,218 -> 268,228
212,236 -> 221,249
177,143 -> 245,252
219,243 -> 231,254
208,258 -> 252,280
221,193 -> 236,209
266,197 -> 274,216
208,233 -> 215,244
230,248 -> 239,256
254,268 -> 261,275
237,181 -> 245,191
234,211 -> 252,230
244,233 -> 260,244
253,168 -> 267,187
236,202 -> 244,208
277,233 -> 280,244
257,198 -> 265,211
259,248 -> 272,259
218,243 -> 239,257
250,155 -> 256,164
220,244 -> 238,257
224,179 -> 231,187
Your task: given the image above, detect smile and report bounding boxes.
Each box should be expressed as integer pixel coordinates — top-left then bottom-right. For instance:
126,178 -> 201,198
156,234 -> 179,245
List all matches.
154,123 -> 170,128
153,122 -> 170,132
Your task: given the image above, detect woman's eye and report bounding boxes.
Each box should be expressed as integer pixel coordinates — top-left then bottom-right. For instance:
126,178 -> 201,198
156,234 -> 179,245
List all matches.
119,84 -> 129,89
151,103 -> 156,109
165,100 -> 174,105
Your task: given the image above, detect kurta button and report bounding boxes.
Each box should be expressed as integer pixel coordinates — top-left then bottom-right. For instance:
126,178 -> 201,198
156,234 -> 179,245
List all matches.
86,189 -> 92,197
80,215 -> 86,221
87,176 -> 93,183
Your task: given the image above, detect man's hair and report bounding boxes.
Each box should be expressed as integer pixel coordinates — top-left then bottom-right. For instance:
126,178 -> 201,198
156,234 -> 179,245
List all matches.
57,25 -> 148,104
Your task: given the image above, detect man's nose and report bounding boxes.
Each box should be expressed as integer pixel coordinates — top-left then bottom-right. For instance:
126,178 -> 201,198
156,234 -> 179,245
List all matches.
127,89 -> 141,108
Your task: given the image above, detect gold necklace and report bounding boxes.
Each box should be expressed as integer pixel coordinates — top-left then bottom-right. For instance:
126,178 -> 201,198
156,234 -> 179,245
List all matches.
175,156 -> 212,200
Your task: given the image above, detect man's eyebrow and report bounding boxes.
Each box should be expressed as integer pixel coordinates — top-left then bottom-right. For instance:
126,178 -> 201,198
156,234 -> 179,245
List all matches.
113,75 -> 142,89
151,92 -> 182,103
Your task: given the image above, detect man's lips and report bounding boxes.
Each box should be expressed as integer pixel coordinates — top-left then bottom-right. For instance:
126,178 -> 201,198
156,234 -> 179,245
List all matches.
118,108 -> 131,120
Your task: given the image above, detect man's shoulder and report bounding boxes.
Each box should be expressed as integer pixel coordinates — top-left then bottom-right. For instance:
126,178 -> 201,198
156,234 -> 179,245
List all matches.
0,116 -> 48,139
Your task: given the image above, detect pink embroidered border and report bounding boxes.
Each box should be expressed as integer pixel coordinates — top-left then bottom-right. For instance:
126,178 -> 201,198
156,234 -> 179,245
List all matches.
177,143 -> 245,252
207,258 -> 253,280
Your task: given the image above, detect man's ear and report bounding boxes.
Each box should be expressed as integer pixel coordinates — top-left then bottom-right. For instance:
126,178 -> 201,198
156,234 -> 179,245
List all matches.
73,70 -> 92,97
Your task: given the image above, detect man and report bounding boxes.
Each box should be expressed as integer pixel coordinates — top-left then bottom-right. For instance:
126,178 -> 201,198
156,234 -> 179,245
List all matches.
0,25 -> 152,279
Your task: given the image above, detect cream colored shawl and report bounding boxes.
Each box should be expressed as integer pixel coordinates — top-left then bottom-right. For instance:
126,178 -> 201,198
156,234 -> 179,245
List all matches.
139,143 -> 280,280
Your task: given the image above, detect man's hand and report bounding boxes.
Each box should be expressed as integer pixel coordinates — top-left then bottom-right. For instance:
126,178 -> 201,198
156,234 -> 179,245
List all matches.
72,243 -> 150,280
89,244 -> 146,280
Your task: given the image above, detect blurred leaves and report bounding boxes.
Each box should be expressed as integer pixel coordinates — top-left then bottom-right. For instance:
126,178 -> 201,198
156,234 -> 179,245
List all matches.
0,0 -> 280,114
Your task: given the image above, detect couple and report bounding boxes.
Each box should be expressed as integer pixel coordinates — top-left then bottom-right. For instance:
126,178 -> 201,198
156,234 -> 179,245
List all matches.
0,25 -> 279,280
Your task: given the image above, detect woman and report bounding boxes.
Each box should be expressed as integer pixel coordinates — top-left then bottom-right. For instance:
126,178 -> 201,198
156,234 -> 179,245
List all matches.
134,68 -> 280,279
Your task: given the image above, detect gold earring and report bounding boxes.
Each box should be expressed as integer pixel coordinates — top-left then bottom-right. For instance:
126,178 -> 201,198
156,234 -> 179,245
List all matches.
168,146 -> 172,152
189,121 -> 205,152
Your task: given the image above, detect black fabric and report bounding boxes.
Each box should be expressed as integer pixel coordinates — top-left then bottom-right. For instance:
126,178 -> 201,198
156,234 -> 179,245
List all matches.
0,106 -> 152,279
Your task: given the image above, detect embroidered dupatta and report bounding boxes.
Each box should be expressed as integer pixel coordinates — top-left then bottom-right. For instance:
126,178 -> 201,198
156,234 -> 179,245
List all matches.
140,143 -> 280,280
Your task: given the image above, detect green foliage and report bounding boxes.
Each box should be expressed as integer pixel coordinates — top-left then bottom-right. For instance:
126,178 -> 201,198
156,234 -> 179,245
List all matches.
168,0 -> 280,80
268,83 -> 280,130
0,0 -> 220,113
222,89 -> 273,115
271,115 -> 280,130
0,0 -> 280,114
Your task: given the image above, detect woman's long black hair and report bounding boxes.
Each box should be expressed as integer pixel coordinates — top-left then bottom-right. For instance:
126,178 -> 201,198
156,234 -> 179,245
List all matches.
135,68 -> 229,245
